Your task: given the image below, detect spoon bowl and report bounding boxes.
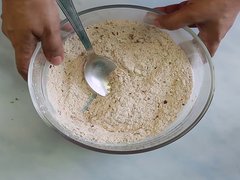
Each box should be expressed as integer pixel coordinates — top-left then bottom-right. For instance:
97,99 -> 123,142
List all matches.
84,53 -> 117,96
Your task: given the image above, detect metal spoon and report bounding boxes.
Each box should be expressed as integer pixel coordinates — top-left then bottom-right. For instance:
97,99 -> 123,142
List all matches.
57,0 -> 117,96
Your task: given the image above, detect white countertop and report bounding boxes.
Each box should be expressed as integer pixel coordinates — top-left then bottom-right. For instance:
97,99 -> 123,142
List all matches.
0,1 -> 240,179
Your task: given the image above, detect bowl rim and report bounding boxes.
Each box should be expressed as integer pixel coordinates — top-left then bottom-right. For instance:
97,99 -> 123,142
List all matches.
28,4 -> 215,154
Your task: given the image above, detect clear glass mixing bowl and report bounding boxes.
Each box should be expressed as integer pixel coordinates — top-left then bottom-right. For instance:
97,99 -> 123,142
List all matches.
28,5 -> 214,154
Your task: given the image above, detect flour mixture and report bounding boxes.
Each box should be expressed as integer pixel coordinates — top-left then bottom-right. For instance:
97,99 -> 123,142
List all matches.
47,20 -> 193,143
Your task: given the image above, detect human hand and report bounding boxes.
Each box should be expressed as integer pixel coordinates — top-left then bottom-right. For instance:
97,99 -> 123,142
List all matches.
1,0 -> 64,80
154,0 -> 240,56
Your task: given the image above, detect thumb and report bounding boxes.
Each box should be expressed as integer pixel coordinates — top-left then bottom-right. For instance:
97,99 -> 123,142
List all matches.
155,3 -> 203,30
41,28 -> 64,65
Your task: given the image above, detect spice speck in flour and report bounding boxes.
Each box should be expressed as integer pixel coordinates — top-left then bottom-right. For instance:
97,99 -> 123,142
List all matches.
47,20 -> 193,144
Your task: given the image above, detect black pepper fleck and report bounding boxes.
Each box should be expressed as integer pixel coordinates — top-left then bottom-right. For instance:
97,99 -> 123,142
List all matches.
129,34 -> 134,40
135,39 -> 140,43
163,100 -> 168,104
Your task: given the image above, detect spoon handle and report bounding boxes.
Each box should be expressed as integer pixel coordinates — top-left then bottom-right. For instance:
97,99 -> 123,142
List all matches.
57,0 -> 93,51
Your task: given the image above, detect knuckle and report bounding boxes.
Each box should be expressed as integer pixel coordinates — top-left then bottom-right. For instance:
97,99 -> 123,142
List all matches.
16,57 -> 29,76
214,30 -> 224,43
43,26 -> 60,37
42,41 -> 60,54
1,23 -> 9,38
158,16 -> 177,30
16,63 -> 28,80
184,13 -> 197,23
13,37 -> 36,52
183,9 -> 201,24
1,26 -> 15,40
3,26 -> 14,36
1,25 -> 7,36
17,66 -> 27,76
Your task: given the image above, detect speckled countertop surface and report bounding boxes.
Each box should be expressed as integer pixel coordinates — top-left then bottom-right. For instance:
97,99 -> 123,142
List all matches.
0,1 -> 240,179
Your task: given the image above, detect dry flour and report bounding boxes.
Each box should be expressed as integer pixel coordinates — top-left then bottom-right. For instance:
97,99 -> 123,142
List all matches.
47,20 -> 193,144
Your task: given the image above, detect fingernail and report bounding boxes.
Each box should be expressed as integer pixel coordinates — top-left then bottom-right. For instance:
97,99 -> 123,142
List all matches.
51,56 -> 63,65
63,23 -> 73,32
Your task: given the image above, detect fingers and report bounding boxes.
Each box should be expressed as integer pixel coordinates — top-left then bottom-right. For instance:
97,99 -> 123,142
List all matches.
2,15 -> 36,80
41,26 -> 64,65
2,0 -> 64,81
145,2 -> 189,26
199,30 -> 220,57
13,35 -> 38,80
154,1 -> 188,14
154,2 -> 204,30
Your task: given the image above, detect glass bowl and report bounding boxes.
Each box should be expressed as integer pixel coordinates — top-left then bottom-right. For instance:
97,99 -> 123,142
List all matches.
28,5 -> 214,154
